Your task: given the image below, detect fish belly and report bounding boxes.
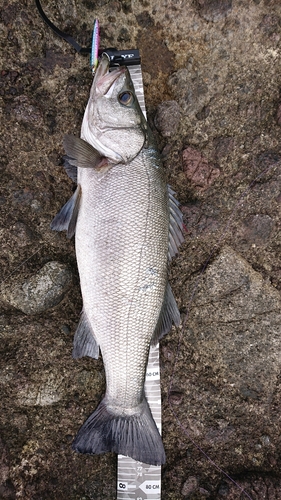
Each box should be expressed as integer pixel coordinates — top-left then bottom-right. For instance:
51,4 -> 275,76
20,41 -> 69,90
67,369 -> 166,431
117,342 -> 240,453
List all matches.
75,149 -> 169,410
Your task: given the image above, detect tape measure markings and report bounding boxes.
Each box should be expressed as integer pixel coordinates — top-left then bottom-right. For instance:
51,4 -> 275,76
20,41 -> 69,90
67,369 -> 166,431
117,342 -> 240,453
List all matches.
117,345 -> 162,500
128,66 -> 146,118
117,66 -> 161,500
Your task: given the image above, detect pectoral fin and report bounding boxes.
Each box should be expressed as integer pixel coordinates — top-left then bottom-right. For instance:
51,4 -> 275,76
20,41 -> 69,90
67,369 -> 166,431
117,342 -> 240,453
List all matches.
63,134 -> 108,170
50,185 -> 81,238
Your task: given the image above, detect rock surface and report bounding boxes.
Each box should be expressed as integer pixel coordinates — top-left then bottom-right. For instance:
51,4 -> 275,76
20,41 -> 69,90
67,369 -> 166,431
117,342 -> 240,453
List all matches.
1,262 -> 73,314
182,146 -> 220,193
154,100 -> 182,137
0,0 -> 281,498
184,246 -> 281,405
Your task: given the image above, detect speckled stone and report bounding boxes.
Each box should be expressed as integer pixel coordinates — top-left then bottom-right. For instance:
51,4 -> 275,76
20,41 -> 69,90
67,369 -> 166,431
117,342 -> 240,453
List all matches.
1,262 -> 73,315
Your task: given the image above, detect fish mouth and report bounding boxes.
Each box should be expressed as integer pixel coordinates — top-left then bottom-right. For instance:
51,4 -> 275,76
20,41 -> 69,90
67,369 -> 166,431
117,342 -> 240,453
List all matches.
94,54 -> 126,96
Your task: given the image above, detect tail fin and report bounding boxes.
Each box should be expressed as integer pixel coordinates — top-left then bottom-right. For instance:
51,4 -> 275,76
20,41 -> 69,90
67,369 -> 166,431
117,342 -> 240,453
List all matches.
72,396 -> 165,466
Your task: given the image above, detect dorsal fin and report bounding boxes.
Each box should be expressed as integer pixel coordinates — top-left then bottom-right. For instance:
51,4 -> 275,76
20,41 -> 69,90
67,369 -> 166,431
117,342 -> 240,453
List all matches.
168,185 -> 184,260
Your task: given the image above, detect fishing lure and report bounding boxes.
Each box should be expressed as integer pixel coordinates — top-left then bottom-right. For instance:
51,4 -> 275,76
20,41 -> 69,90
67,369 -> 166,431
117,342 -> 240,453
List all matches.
90,19 -> 100,74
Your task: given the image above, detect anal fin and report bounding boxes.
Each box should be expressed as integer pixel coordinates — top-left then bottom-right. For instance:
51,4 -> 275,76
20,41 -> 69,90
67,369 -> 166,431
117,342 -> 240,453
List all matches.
151,282 -> 180,345
72,310 -> 99,359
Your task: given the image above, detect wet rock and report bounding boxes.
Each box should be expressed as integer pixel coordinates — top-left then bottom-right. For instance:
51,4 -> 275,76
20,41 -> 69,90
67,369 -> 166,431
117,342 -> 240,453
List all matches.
238,214 -> 275,248
168,68 -> 210,116
181,204 -> 202,235
181,476 -> 211,498
194,0 -> 232,22
258,14 -> 281,35
41,50 -> 74,73
276,102 -> 281,125
12,96 -> 43,124
0,4 -> 18,25
181,476 -> 198,496
188,246 -> 281,400
0,438 -> 15,498
1,66 -> 40,99
161,345 -> 175,362
218,475 -> 281,499
136,11 -> 154,28
154,101 -> 181,137
0,481 -> 16,499
0,364 -> 14,385
121,0 -> 132,14
169,390 -> 184,405
17,372 -> 65,406
0,317 -> 14,339
205,424 -> 235,444
217,481 -> 230,497
196,105 -> 211,121
255,150 -> 281,169
12,188 -> 34,206
11,414 -> 29,433
10,222 -> 37,247
75,368 -> 103,392
212,136 -> 234,159
0,438 -> 10,484
136,28 -> 175,79
182,147 -> 220,192
181,203 -> 219,236
1,262 -> 73,314
117,27 -> 131,43
199,488 -> 211,497
44,108 -> 57,134
61,324 -> 71,335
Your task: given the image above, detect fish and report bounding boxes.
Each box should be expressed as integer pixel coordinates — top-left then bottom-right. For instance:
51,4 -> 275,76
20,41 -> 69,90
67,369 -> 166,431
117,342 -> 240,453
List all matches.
51,54 -> 184,466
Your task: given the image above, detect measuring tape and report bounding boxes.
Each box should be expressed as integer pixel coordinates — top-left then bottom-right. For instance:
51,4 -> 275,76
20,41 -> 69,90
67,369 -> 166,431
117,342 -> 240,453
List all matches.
116,63 -> 162,500
117,344 -> 162,500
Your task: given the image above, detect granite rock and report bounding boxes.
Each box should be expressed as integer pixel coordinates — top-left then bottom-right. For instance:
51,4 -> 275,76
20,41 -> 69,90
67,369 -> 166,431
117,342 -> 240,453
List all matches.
1,262 -> 73,315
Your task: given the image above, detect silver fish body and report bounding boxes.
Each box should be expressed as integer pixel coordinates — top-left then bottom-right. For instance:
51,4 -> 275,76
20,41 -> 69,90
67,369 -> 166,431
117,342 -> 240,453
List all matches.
51,55 -> 183,465
76,146 -> 168,406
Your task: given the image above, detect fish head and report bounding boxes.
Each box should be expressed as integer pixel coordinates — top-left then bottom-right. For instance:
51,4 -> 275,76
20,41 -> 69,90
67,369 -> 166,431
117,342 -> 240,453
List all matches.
81,54 -> 147,164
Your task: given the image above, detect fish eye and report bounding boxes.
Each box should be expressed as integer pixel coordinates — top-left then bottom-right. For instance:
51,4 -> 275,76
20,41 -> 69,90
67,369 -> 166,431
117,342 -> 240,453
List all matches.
118,91 -> 134,106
